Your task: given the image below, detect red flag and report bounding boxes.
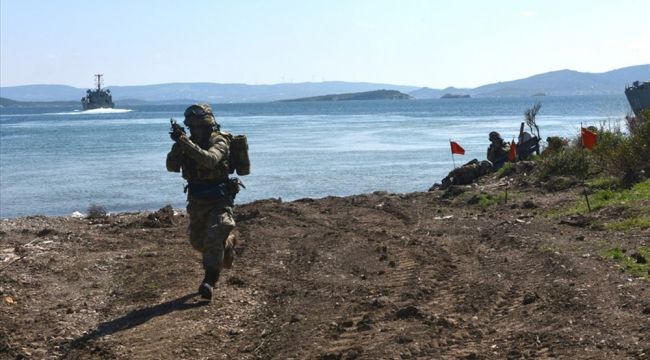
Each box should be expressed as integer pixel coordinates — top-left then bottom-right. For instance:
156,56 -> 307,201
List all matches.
507,139 -> 517,162
450,141 -> 465,155
581,127 -> 597,150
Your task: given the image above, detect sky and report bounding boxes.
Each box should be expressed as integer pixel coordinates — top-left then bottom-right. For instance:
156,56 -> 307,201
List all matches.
1,0 -> 648,89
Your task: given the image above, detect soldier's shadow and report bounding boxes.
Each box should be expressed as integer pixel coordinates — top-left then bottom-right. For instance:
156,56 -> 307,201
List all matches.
70,293 -> 207,348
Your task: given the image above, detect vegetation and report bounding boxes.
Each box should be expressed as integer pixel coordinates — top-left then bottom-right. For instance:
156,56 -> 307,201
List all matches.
495,162 -> 514,178
279,89 -> 413,102
548,179 -> 650,219
536,109 -> 650,185
536,109 -> 650,231
464,192 -> 508,207
524,102 -> 542,140
602,247 -> 650,280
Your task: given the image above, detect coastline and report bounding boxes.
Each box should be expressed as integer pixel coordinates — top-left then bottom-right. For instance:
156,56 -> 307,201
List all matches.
2,168 -> 648,358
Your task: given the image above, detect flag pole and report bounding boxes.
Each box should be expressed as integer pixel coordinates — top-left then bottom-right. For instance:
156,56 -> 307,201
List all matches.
450,140 -> 457,169
579,122 -> 591,212
580,122 -> 584,149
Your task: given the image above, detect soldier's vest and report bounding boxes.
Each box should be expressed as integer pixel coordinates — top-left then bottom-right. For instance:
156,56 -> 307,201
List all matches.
181,131 -> 231,183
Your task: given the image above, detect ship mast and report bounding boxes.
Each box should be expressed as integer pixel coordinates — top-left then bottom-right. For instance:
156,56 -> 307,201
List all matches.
94,74 -> 104,91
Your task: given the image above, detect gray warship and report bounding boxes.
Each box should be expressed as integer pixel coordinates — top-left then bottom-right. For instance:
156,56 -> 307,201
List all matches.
624,80 -> 650,117
81,74 -> 115,110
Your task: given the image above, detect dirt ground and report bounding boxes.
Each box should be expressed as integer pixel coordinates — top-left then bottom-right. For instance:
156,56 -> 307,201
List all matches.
1,171 -> 649,359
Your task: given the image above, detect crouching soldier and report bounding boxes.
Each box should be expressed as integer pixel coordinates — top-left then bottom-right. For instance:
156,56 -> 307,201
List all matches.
487,131 -> 511,169
167,104 -> 239,301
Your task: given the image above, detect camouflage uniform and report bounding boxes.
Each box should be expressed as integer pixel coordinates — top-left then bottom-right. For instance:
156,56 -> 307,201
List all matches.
440,159 -> 493,190
486,131 -> 511,169
166,104 -> 237,300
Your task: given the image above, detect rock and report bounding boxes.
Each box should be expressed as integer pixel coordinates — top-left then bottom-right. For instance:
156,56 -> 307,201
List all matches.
560,215 -> 591,228
356,315 -> 373,331
435,316 -> 458,328
442,186 -> 466,199
630,252 -> 647,264
522,292 -> 538,305
521,200 -> 538,209
543,176 -> 579,192
643,307 -> 650,315
396,306 -> 421,319
37,228 -> 56,237
515,161 -> 536,174
142,205 -> 175,228
320,352 -> 342,360
372,296 -> 390,308
396,335 -> 414,344
467,195 -> 480,205
343,348 -> 362,360
227,276 -> 246,287
341,320 -> 354,327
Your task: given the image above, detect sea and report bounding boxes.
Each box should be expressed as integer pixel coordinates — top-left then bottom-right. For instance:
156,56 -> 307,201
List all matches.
0,95 -> 632,218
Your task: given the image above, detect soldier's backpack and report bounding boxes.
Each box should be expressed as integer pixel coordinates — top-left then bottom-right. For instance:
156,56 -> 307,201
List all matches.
229,134 -> 250,176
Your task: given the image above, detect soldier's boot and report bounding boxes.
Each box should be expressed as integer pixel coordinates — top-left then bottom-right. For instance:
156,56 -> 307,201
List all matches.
223,233 -> 236,269
198,268 -> 219,300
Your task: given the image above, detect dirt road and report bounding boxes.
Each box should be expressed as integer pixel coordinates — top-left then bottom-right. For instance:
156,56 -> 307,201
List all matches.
1,176 -> 649,359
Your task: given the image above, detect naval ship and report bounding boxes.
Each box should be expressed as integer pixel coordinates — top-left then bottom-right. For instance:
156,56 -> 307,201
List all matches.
625,80 -> 650,118
81,74 -> 115,110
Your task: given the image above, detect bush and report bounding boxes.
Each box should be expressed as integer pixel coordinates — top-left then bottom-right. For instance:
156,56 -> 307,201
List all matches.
536,111 -> 650,185
536,146 -> 590,181
543,136 -> 568,156
87,204 -> 107,218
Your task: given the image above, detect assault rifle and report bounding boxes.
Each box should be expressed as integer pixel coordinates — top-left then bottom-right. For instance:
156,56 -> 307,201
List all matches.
169,119 -> 188,143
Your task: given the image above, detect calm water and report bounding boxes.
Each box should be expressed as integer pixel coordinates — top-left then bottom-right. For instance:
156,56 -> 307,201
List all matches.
0,96 -> 631,218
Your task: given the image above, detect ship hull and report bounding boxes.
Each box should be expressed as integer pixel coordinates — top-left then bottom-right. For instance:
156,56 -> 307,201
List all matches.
81,90 -> 115,110
625,81 -> 650,118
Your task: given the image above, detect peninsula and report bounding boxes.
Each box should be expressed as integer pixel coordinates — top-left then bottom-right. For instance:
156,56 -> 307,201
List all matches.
440,93 -> 470,99
279,89 -> 413,102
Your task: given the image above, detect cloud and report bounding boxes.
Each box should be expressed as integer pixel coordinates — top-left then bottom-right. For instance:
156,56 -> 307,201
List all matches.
520,10 -> 537,17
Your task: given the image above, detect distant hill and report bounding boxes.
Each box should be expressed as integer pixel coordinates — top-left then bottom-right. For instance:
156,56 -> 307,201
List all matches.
1,64 -> 648,103
0,97 -> 77,107
440,93 -> 470,99
468,64 -> 650,97
279,90 -> 413,102
0,81 -> 417,103
409,86 -> 472,99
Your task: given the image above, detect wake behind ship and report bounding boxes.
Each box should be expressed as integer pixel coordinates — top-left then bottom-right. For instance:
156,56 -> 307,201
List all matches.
81,74 -> 115,110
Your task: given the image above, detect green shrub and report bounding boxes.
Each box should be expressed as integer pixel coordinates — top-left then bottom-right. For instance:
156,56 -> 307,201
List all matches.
586,176 -> 621,190
537,113 -> 649,185
602,246 -> 650,280
536,147 -> 590,181
543,136 -> 568,156
495,162 -> 514,178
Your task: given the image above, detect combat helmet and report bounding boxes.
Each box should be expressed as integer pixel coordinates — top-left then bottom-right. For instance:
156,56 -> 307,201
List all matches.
489,131 -> 502,142
183,104 -> 217,127
478,160 -> 493,174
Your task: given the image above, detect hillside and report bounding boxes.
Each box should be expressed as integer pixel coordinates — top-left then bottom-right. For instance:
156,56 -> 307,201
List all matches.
471,65 -> 650,97
279,89 -> 413,102
1,169 -> 648,359
0,97 -> 78,107
1,64 -> 647,103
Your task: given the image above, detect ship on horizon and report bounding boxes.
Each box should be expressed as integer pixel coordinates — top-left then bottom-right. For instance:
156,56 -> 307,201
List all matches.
81,74 -> 115,110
